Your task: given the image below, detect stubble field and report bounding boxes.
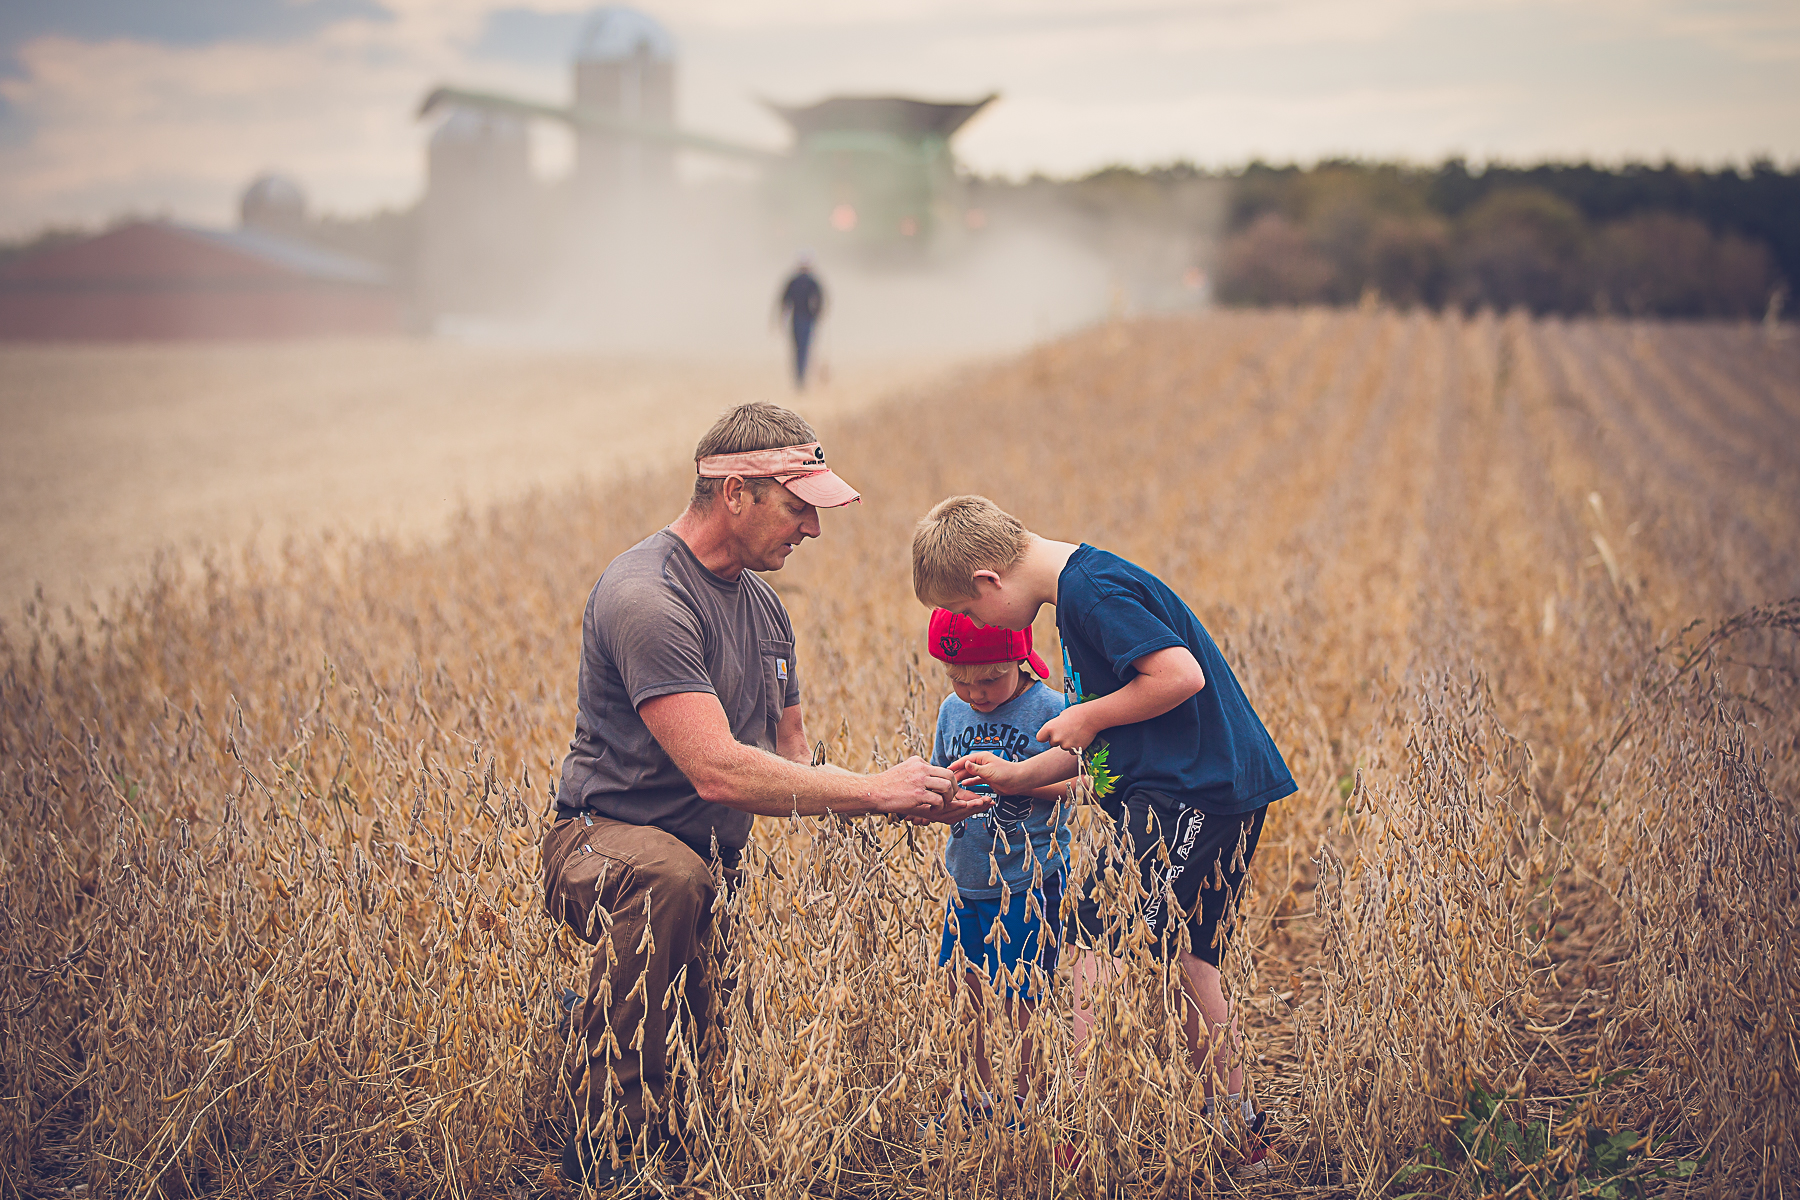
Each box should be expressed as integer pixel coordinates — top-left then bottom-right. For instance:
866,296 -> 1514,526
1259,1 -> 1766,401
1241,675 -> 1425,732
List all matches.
2,309 -> 1797,1199
0,340 -> 952,610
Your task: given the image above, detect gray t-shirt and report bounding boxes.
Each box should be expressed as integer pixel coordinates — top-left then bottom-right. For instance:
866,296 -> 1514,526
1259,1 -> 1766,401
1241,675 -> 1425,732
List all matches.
557,528 -> 801,864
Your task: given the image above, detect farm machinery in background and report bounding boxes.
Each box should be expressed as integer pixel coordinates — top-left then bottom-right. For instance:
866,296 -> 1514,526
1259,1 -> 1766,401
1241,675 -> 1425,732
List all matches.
417,6 -> 996,273
409,5 -> 1216,344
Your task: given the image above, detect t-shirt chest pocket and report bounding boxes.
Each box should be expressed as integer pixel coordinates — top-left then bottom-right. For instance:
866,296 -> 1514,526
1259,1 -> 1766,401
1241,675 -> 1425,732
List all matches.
759,638 -> 793,719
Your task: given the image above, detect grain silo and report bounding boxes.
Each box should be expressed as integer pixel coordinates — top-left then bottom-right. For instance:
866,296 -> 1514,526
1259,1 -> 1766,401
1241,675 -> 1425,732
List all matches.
419,106 -> 535,320
571,6 -> 677,218
239,172 -> 309,238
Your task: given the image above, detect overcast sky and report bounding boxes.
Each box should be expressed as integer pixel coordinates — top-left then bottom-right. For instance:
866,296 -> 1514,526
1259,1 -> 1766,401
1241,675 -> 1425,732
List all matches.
2,0 -> 1797,238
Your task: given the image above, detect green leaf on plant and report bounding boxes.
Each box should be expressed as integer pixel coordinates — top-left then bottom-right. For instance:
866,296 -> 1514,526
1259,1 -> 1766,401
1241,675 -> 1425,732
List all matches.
1085,742 -> 1119,798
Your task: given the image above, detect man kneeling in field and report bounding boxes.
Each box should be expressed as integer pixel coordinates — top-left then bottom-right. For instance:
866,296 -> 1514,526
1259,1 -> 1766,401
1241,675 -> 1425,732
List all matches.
544,403 -> 970,1187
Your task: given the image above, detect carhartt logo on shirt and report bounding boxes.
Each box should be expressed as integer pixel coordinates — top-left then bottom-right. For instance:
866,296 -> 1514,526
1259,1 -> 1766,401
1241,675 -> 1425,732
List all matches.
776,658 -> 788,681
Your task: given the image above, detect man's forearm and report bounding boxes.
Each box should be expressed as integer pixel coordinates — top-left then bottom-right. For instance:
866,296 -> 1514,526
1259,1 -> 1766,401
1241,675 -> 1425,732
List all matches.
705,751 -> 950,820
640,691 -> 948,818
776,706 -> 811,764
697,743 -> 887,816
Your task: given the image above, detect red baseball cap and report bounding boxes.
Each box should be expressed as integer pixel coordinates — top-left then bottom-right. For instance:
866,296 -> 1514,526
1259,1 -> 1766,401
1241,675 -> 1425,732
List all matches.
928,608 -> 1051,679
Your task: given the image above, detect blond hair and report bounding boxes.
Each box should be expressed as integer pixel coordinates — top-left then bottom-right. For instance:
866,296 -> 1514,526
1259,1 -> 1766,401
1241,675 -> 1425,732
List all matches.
943,658 -> 1034,686
691,403 -> 817,510
911,495 -> 1031,604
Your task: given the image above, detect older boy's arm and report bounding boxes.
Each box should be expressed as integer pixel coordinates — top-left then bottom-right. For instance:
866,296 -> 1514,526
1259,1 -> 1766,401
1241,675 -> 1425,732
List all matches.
1036,646 -> 1205,752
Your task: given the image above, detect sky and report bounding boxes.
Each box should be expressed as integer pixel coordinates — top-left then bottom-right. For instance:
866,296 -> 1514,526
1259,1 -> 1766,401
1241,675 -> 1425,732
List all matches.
1,0 -> 1797,238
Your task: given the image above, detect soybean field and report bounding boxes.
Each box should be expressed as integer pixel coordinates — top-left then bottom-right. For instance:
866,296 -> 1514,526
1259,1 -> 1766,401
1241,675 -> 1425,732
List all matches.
3,309 -> 1797,1199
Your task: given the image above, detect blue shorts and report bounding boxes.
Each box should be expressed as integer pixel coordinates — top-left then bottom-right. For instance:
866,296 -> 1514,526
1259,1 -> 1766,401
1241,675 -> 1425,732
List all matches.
937,873 -> 1064,999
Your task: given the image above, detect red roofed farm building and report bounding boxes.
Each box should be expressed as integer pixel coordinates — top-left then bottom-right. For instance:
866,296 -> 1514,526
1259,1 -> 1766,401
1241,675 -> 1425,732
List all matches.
0,220 -> 404,341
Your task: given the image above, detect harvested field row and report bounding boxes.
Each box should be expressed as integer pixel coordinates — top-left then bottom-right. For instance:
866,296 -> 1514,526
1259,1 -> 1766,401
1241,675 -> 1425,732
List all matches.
2,309 -> 1797,1198
0,341 -> 953,612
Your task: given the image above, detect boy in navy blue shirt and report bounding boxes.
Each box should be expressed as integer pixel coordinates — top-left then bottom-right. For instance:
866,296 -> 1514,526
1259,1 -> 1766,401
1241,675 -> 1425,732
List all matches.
925,608 -> 1073,1114
912,495 -> 1295,1175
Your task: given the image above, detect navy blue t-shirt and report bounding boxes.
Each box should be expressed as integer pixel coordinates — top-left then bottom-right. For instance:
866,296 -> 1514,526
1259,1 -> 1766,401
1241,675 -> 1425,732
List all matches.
780,270 -> 823,324
1056,544 -> 1295,816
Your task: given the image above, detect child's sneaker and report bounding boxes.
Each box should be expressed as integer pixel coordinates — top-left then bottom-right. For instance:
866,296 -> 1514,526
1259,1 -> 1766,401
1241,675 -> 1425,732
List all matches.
1230,1109 -> 1275,1180
1053,1106 -> 1272,1180
561,1120 -> 689,1193
995,1092 -> 1041,1134
910,1092 -> 996,1143
554,987 -> 582,1039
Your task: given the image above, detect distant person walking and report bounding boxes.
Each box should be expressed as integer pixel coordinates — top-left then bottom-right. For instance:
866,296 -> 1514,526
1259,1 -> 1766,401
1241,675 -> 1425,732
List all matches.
774,255 -> 826,389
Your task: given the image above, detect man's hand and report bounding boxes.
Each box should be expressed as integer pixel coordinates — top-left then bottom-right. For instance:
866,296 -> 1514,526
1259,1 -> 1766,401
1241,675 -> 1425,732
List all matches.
906,787 -> 994,826
862,756 -> 957,816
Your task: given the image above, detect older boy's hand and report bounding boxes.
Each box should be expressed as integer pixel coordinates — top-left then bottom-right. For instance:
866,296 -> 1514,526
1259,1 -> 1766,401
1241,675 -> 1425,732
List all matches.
1036,706 -> 1099,753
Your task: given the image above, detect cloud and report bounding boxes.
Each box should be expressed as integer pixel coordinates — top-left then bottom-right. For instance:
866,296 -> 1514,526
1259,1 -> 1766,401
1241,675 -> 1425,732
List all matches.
0,1 -> 570,235
0,0 -> 1795,238
1652,3 -> 1800,62
472,7 -> 591,65
675,0 -> 1800,170
0,0 -> 392,72
0,32 -> 410,225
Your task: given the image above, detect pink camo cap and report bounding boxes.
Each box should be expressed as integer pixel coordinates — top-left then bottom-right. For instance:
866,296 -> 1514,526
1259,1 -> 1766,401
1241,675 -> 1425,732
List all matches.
695,441 -> 861,508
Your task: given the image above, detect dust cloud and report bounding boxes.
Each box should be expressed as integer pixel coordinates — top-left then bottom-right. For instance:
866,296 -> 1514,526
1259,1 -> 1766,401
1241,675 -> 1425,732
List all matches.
423,173 -> 1127,359
5,114 -> 1223,613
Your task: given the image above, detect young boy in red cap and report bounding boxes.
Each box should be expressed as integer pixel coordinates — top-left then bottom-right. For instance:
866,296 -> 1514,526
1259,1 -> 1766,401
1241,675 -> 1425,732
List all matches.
925,608 -> 1076,1125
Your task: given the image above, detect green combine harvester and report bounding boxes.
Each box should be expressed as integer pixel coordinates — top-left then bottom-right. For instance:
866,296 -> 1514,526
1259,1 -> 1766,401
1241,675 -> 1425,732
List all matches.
418,85 -> 997,260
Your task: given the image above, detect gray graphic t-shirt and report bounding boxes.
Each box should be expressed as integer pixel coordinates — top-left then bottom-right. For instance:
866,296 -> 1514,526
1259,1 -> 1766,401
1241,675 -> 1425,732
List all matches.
932,681 -> 1072,900
558,528 -> 800,865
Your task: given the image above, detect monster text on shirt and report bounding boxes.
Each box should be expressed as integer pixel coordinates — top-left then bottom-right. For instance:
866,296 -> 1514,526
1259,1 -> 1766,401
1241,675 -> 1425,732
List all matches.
947,722 -> 1035,761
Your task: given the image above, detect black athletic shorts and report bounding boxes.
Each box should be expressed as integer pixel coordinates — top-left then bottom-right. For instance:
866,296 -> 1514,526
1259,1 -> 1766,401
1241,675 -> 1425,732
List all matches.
1065,789 -> 1266,965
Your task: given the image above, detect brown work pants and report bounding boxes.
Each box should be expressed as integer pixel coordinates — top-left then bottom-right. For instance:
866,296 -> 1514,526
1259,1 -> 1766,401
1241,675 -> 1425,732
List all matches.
542,812 -> 732,1141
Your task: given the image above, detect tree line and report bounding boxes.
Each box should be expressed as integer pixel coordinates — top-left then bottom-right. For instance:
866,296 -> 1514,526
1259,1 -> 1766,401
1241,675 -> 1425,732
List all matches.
7,158 -> 1793,324
1214,159 -> 1795,318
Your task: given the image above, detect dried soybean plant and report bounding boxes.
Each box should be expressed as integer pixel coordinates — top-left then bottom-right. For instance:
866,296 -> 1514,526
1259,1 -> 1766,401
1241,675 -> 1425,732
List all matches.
645,783 -> 1279,1198
3,309 -> 1797,1199
1567,600 -> 1800,1196
1,668 -> 564,1197
1307,670 -> 1561,1185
